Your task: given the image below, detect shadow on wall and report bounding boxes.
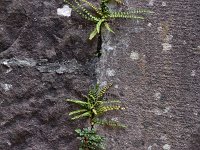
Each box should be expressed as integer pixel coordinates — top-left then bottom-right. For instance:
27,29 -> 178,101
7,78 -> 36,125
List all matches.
190,127 -> 200,150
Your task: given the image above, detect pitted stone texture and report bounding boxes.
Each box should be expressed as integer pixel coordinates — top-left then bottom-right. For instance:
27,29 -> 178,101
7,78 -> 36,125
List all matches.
97,0 -> 200,150
0,0 -> 97,149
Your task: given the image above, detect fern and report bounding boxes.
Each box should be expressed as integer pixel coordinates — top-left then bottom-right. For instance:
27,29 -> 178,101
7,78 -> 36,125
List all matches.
66,83 -> 124,121
75,128 -> 105,150
64,0 -> 151,39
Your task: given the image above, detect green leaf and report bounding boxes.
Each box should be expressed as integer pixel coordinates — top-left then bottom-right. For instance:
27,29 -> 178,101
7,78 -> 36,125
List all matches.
92,109 -> 97,115
69,109 -> 88,116
75,129 -> 82,134
80,0 -> 102,15
104,22 -> 114,33
97,105 -> 124,115
66,99 -> 88,107
71,111 -> 91,120
110,12 -> 145,19
89,28 -> 98,40
97,83 -> 112,99
96,19 -> 105,33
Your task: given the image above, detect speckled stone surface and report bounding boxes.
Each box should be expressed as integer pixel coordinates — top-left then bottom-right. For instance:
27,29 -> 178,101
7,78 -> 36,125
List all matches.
0,0 -> 97,149
0,0 -> 200,150
97,0 -> 200,150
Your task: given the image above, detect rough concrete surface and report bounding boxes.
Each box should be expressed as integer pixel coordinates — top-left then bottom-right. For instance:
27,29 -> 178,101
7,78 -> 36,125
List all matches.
0,0 -> 97,149
97,0 -> 200,150
0,0 -> 200,150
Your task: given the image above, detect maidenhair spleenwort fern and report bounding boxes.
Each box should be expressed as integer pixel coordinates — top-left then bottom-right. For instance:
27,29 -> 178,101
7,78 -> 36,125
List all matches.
75,128 -> 105,150
64,0 -> 152,39
66,83 -> 126,149
66,83 -> 125,127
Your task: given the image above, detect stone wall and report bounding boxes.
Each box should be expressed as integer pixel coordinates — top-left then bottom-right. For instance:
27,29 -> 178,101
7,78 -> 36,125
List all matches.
97,0 -> 200,150
0,0 -> 200,150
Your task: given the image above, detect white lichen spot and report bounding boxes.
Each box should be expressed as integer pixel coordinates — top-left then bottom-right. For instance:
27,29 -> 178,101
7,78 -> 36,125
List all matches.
162,43 -> 172,51
160,135 -> 167,140
165,35 -> 173,42
163,144 -> 171,150
7,140 -> 11,146
57,5 -> 72,17
148,0 -> 156,6
130,51 -> 139,60
100,81 -> 108,87
153,109 -> 162,115
148,145 -> 152,150
191,70 -> 196,76
162,2 -> 167,6
114,84 -> 119,89
152,107 -> 170,115
183,41 -> 187,45
106,68 -> 116,77
148,143 -> 158,150
0,83 -> 12,92
164,107 -> 171,113
148,23 -> 152,27
6,68 -> 12,73
154,92 -> 161,100
158,26 -> 163,32
102,42 -> 115,51
193,111 -> 198,116
17,59 -> 37,67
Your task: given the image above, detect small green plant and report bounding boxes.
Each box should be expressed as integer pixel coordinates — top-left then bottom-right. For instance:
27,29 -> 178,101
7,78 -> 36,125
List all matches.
64,0 -> 151,39
66,83 -> 125,150
75,128 -> 105,150
66,83 -> 125,127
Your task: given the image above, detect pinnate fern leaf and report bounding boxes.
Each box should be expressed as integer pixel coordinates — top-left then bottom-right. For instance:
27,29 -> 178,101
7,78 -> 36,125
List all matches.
104,22 -> 114,33
89,28 -> 98,40
97,105 -> 125,115
71,111 -> 91,120
81,0 -> 102,15
66,99 -> 88,107
97,83 -> 112,99
69,109 -> 88,116
96,19 -> 105,33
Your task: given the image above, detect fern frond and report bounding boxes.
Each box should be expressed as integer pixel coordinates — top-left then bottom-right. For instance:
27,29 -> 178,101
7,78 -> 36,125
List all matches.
74,0 -> 100,22
80,0 -> 102,16
93,118 -> 126,128
96,19 -> 105,33
71,111 -> 91,120
89,28 -> 98,40
92,108 -> 98,115
69,109 -> 88,116
110,12 -> 144,19
104,22 -> 114,33
88,84 -> 99,101
64,0 -> 99,22
66,99 -> 88,107
97,83 -> 112,99
100,0 -> 110,16
97,105 -> 125,115
128,9 -> 153,14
